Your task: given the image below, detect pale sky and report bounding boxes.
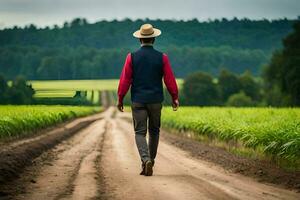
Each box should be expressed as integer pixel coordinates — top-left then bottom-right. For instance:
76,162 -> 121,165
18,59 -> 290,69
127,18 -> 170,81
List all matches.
0,0 -> 299,28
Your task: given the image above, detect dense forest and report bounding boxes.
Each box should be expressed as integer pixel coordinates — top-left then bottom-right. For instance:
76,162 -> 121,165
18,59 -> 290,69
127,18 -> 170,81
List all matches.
181,20 -> 300,107
0,18 -> 296,79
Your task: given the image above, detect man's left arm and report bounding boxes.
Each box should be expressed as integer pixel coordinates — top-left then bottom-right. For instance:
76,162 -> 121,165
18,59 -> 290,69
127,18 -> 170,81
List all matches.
162,53 -> 179,110
117,53 -> 133,112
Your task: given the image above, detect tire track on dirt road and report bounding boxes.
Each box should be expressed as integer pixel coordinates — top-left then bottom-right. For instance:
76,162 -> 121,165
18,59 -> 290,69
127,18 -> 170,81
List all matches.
12,107 -> 114,200
0,111 -> 104,189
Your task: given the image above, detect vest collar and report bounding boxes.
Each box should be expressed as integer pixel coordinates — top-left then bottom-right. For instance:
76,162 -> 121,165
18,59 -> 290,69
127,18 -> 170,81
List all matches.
141,43 -> 153,48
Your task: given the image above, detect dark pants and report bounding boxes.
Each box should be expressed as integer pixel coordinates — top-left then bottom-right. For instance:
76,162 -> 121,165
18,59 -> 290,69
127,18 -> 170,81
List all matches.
131,102 -> 162,163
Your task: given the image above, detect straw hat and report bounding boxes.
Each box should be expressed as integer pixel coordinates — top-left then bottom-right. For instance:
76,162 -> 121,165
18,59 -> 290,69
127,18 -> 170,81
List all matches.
133,24 -> 161,38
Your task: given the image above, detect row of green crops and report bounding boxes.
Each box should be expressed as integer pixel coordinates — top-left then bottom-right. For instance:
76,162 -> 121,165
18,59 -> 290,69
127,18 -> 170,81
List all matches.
0,105 -> 101,138
161,107 -> 300,161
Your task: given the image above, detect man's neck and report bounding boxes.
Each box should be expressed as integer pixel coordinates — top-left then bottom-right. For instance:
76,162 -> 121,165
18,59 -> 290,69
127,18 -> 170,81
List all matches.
141,43 -> 153,47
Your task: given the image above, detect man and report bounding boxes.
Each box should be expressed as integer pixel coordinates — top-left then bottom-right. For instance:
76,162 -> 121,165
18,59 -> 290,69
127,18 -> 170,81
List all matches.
117,24 -> 179,176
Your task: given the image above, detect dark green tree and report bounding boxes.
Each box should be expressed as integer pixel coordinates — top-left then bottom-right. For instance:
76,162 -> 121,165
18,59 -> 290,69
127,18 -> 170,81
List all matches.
0,74 -> 8,103
226,91 -> 253,107
264,20 -> 300,106
218,69 -> 241,102
183,72 -> 220,106
8,76 -> 35,104
239,71 -> 261,102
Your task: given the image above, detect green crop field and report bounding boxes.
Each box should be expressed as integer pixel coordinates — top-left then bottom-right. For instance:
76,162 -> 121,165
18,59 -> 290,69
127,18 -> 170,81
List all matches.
22,79 -> 183,105
161,107 -> 300,163
34,90 -> 76,98
25,80 -> 120,104
0,105 -> 101,138
29,80 -> 118,103
29,79 -> 183,91
29,79 -> 120,91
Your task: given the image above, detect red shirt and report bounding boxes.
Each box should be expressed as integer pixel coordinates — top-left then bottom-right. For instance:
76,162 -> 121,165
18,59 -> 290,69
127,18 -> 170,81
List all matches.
117,53 -> 178,104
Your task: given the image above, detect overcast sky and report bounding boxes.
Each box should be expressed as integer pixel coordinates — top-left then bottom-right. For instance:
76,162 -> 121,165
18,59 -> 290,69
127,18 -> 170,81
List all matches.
0,0 -> 299,28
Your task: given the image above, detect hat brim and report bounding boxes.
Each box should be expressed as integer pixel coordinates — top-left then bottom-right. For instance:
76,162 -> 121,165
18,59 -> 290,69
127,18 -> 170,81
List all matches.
133,28 -> 161,38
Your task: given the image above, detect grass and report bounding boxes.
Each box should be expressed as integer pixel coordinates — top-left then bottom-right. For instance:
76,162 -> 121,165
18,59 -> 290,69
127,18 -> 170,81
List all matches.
29,80 -> 121,91
161,107 -> 300,168
0,105 -> 101,139
33,90 -> 76,98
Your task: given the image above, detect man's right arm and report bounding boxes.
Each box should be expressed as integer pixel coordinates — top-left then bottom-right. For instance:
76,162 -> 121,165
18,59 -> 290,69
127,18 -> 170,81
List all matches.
117,53 -> 133,111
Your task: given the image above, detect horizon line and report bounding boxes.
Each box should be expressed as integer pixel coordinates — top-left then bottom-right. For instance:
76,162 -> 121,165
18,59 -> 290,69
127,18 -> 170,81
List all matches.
1,16 -> 299,30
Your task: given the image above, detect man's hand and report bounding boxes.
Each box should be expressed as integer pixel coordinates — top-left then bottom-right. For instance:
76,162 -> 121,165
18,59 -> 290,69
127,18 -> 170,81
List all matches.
172,99 -> 179,111
117,102 -> 124,112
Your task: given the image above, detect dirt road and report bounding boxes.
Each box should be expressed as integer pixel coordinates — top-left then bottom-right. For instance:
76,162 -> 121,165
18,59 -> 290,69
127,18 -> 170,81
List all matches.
5,108 -> 299,200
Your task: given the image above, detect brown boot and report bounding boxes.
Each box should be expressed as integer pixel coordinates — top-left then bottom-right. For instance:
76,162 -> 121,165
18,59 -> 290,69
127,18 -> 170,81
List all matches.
151,159 -> 155,167
144,160 -> 153,176
140,162 -> 146,175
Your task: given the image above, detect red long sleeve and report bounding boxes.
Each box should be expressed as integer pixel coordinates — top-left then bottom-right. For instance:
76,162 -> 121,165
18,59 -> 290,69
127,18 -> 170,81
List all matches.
117,53 -> 133,103
163,54 -> 178,102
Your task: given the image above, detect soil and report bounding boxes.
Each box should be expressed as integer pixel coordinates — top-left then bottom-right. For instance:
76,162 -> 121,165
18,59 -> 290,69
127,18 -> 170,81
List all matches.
0,111 -> 104,186
160,129 -> 300,191
0,107 -> 299,200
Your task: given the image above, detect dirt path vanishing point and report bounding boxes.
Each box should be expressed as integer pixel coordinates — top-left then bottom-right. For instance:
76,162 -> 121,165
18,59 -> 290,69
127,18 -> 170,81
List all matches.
4,107 -> 300,200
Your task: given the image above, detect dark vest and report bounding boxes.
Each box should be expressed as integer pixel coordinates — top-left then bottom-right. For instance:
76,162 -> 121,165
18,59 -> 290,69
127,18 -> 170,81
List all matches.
131,46 -> 164,103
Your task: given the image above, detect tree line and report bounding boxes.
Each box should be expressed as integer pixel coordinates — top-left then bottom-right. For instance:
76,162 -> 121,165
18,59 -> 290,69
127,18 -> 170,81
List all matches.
182,70 -> 261,106
0,18 -> 295,51
0,18 -> 296,80
182,20 -> 300,107
0,45 -> 268,80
